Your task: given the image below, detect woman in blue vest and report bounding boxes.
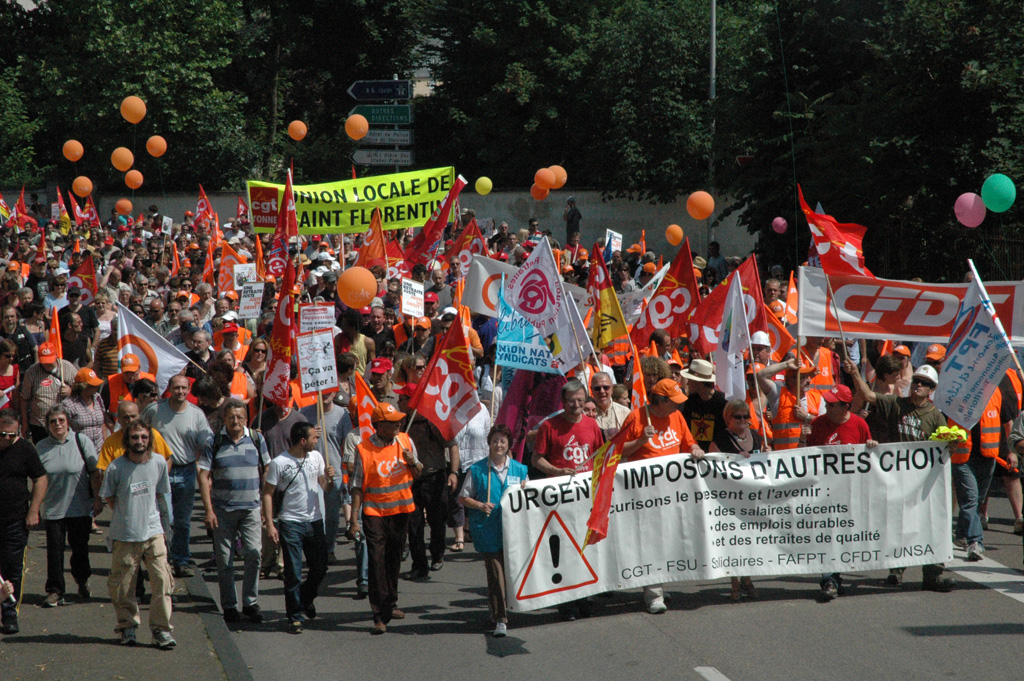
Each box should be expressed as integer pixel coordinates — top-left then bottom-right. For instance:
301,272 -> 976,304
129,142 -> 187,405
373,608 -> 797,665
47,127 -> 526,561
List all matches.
458,424 -> 527,638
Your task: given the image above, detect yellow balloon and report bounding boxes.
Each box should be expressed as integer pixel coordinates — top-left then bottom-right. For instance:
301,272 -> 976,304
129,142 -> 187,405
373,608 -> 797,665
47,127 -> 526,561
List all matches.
475,177 -> 492,195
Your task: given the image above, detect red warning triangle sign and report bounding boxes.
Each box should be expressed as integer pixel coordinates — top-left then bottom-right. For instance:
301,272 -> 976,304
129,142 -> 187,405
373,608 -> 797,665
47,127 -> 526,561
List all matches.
516,510 -> 599,600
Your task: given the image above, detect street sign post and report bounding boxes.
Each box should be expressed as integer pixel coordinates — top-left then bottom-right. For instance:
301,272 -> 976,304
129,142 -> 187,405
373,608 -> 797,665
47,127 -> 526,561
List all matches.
347,80 -> 412,101
362,129 -> 414,146
348,105 -> 413,126
352,149 -> 415,166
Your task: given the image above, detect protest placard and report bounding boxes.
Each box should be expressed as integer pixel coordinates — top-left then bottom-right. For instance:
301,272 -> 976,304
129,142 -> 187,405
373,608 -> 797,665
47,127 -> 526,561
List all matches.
238,282 -> 265,319
401,278 -> 424,318
296,328 -> 338,397
233,263 -> 257,289
299,302 -> 336,333
502,442 -> 952,611
605,229 -> 622,254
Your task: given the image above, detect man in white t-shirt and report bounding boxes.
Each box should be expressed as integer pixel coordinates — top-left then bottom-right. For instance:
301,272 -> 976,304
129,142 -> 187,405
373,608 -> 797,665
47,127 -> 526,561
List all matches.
261,421 -> 335,634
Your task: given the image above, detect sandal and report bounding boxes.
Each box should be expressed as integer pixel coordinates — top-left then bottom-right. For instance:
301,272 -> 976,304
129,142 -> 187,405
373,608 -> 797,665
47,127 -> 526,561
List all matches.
451,540 -> 465,553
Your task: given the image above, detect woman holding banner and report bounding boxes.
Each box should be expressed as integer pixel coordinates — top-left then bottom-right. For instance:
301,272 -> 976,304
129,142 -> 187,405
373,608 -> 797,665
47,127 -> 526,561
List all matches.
458,424 -> 527,638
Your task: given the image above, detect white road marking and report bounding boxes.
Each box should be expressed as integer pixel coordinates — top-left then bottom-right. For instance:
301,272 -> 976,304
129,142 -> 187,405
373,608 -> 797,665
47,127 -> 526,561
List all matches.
947,550 -> 1024,605
695,667 -> 733,681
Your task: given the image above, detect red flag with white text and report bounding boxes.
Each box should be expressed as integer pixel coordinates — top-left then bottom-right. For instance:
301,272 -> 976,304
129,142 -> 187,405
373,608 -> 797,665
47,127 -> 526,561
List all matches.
68,257 -> 98,305
407,316 -> 483,441
262,258 -> 298,408
687,255 -> 768,355
196,185 -> 215,223
266,171 -> 296,278
451,217 -> 490,278
237,197 -> 249,223
404,175 -> 468,268
630,238 -> 701,348
798,185 -> 873,278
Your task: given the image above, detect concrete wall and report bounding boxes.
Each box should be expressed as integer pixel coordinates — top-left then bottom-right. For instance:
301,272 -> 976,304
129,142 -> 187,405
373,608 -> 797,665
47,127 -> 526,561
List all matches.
6,186 -> 757,260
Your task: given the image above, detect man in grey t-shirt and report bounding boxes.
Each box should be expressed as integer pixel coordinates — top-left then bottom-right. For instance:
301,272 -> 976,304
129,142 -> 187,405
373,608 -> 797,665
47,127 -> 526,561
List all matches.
100,419 -> 175,649
142,375 -> 213,578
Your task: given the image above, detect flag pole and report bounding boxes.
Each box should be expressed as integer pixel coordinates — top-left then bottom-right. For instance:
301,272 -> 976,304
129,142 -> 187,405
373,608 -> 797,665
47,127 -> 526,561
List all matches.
822,273 -> 850,362
967,260 -> 1024,383
743,315 -> 770,441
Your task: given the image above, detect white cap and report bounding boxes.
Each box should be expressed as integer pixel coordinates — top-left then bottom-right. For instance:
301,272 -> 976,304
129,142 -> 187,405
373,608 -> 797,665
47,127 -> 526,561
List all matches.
913,364 -> 939,385
441,306 -> 458,318
750,331 -> 771,347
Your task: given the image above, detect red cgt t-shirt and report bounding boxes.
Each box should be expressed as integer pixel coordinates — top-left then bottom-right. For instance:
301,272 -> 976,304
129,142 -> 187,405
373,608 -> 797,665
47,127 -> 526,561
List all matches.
534,414 -> 603,473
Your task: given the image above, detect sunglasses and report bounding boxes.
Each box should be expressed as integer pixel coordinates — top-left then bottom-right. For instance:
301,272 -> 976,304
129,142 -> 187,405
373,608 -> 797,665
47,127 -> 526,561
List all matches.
592,385 -> 611,392
0,431 -> 17,437
911,378 -> 936,389
252,348 -> 267,354
732,414 -> 750,420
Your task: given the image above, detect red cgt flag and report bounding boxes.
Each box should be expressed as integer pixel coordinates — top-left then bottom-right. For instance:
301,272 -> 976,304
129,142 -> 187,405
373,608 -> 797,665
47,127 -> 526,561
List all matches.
196,184 -> 215,223
583,427 -> 631,549
267,171 -> 296,279
630,238 -> 701,348
407,316 -> 483,441
262,257 -> 298,409
404,175 -> 467,269
798,185 -> 873,278
687,255 -> 768,356
450,217 -> 490,278
237,197 -> 249,222
353,372 -> 379,441
69,257 -> 98,304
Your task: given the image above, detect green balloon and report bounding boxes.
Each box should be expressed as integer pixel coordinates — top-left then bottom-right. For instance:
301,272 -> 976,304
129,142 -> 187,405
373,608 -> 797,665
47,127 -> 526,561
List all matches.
981,173 -> 1016,213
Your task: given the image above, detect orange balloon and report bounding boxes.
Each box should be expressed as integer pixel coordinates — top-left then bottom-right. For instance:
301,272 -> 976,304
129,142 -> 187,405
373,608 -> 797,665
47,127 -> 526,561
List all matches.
72,176 -> 92,198
146,135 -> 167,158
288,120 -> 307,141
111,147 -> 134,172
686,191 -> 715,220
121,96 -> 146,124
115,198 -> 133,215
125,170 -> 144,189
549,165 -> 567,189
63,140 -> 83,162
534,168 -> 556,190
345,114 -> 369,141
665,224 -> 683,246
336,266 -> 377,308
530,184 -> 549,201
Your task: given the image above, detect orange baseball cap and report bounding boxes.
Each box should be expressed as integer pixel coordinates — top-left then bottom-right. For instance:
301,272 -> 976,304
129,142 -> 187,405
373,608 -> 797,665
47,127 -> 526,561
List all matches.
925,344 -> 946,361
651,378 -> 686,403
121,353 -> 141,371
893,345 -> 911,357
415,317 -> 432,329
371,402 -> 406,423
38,342 -> 58,364
768,300 -> 786,318
75,367 -> 104,387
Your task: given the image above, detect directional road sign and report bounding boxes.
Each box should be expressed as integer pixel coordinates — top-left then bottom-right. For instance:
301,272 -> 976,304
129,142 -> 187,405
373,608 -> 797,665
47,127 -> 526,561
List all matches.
348,105 -> 413,126
352,149 -> 415,166
362,129 -> 414,146
347,80 -> 413,101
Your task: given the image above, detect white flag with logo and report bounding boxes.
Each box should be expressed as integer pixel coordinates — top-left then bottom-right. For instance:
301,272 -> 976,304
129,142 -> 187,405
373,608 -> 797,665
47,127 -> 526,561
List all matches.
714,274 -> 752,401
116,302 -> 190,392
548,294 -> 596,374
506,238 -> 569,337
935,266 -> 1015,429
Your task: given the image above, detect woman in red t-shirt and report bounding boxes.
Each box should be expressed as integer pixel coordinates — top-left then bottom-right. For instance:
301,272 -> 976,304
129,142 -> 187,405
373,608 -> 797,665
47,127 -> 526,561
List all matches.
0,339 -> 19,410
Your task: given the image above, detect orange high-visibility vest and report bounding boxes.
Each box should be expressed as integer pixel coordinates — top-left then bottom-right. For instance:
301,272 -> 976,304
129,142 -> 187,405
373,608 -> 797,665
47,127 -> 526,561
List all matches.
1006,370 -> 1022,410
948,390 -> 1002,464
772,388 -> 822,450
356,432 -> 416,516
747,394 -> 772,443
605,338 -> 631,366
107,371 -> 156,413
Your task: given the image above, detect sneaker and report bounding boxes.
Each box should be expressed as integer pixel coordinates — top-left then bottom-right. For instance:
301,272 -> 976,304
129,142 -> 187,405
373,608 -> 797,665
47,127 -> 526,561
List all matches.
493,622 -> 508,637
223,608 -> 241,623
819,580 -> 839,602
371,621 -> 387,635
152,629 -> 176,649
922,574 -> 956,592
646,597 -> 668,614
966,542 -> 984,562
43,592 -> 64,608
1014,518 -> 1023,536
173,565 -> 194,579
390,608 -> 405,620
242,605 -> 264,623
2,616 -> 19,635
119,626 -> 137,646
886,568 -> 905,586
288,619 -> 303,635
77,582 -> 91,600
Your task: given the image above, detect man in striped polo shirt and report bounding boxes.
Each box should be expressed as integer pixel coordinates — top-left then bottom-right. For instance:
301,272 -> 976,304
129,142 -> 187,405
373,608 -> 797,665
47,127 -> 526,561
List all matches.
197,399 -> 270,624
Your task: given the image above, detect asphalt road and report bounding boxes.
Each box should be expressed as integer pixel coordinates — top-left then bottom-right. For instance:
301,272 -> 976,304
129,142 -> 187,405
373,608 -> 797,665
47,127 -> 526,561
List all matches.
5,489 -> 1022,681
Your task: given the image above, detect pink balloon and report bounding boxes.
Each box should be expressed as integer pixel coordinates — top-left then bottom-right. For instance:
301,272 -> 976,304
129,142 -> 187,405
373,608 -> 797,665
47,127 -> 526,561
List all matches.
955,192 -> 986,228
772,217 -> 788,234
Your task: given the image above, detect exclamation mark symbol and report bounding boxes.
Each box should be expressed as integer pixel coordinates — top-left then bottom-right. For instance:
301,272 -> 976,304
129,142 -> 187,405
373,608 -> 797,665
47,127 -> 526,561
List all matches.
550,535 -> 562,584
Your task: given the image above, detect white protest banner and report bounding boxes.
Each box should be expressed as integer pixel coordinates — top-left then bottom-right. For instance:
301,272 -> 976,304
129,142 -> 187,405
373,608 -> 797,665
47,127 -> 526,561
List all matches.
502,443 -> 951,611
618,264 -> 668,326
162,216 -> 173,234
496,284 -> 560,374
508,238 -> 569,337
299,302 -> 336,333
464,254 -> 588,318
605,229 -> 622,254
401,277 -> 424,318
238,282 -> 265,320
798,266 -> 1024,343
51,203 -> 60,220
233,263 -> 257,289
296,328 -> 338,397
935,265 -> 1015,429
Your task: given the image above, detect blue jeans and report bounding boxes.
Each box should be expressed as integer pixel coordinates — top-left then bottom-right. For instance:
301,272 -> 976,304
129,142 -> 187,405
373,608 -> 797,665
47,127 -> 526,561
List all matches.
324,479 -> 343,556
953,456 -> 997,546
353,511 -> 368,588
276,519 -> 327,622
168,464 -> 197,567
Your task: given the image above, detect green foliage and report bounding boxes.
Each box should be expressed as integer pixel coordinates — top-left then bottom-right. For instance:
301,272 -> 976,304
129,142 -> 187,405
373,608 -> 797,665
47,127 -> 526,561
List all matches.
0,66 -> 48,186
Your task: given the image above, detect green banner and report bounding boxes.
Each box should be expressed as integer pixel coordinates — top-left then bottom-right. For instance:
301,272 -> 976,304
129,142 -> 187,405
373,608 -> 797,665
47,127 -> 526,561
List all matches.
247,166 -> 455,234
